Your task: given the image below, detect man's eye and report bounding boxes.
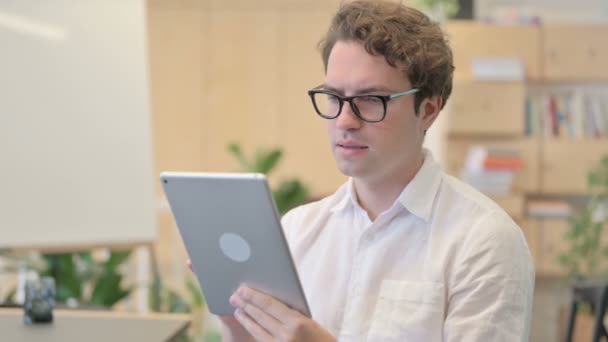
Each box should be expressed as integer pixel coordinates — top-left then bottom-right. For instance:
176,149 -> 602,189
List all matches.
327,95 -> 340,103
360,96 -> 382,103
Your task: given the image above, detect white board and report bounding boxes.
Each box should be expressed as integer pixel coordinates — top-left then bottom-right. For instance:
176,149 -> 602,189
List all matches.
0,1 -> 157,249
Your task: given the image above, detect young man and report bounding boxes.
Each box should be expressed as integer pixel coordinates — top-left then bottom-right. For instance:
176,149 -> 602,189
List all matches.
224,1 -> 535,341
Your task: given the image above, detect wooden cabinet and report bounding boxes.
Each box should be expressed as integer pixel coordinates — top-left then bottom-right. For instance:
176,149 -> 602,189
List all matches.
448,81 -> 526,136
446,137 -> 539,193
147,2 -> 207,177
518,219 -> 539,270
148,8 -> 608,278
495,195 -> 526,219
207,0 -> 342,11
204,10 -> 282,171
540,139 -> 608,194
278,10 -> 346,196
147,1 -> 347,310
536,219 -> 569,277
445,22 -> 608,277
445,21 -> 541,81
542,25 -> 608,80
537,217 -> 608,276
148,2 -> 348,196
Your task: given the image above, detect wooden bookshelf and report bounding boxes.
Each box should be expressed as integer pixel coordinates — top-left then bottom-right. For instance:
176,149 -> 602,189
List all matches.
147,8 -> 608,279
444,22 -> 608,277
448,81 -> 526,136
540,138 -> 608,194
542,25 -> 608,80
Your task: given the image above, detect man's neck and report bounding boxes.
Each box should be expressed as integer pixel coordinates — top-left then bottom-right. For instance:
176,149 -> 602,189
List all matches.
353,154 -> 425,221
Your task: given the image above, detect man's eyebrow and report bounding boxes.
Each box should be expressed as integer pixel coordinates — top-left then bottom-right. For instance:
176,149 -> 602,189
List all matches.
355,86 -> 394,94
322,84 -> 394,95
321,85 -> 343,95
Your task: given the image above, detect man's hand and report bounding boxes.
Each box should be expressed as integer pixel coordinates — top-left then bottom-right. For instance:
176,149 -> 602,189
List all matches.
230,285 -> 335,342
189,260 -> 253,341
188,260 -> 331,341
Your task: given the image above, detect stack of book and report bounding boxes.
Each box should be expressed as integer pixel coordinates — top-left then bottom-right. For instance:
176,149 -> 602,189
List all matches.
527,199 -> 572,218
526,91 -> 608,138
460,146 -> 523,196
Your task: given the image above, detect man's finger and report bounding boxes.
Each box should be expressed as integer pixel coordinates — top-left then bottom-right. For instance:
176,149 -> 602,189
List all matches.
237,286 -> 296,323
232,292 -> 283,336
234,308 -> 273,341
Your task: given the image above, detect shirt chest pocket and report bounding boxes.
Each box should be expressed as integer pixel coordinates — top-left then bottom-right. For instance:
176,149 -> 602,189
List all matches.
367,280 -> 446,342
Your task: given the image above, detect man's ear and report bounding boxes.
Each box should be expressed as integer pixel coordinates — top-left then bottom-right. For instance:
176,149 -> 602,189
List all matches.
419,95 -> 443,132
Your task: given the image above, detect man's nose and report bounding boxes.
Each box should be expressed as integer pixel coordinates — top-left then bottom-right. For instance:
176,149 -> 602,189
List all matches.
335,101 -> 363,130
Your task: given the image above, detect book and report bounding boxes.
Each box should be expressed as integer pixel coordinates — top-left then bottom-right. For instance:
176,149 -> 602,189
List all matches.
527,199 -> 572,218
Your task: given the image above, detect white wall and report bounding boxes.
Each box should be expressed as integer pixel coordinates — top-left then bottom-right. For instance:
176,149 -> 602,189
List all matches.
476,0 -> 608,22
0,1 -> 157,249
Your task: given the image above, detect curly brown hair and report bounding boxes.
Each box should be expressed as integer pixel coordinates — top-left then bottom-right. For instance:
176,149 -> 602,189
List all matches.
319,0 -> 454,112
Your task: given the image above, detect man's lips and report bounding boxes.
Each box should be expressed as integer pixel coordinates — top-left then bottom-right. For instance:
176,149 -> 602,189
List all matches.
337,144 -> 368,149
336,141 -> 368,149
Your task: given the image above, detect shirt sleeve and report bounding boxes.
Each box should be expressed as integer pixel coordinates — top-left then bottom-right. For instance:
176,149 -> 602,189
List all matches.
280,206 -> 300,245
444,210 -> 535,342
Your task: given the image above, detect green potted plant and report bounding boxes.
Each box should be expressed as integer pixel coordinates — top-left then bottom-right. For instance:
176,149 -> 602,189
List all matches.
0,249 -> 133,309
558,154 -> 608,341
149,271 -> 219,342
412,0 -> 460,22
559,155 -> 608,280
227,142 -> 311,215
40,250 -> 133,308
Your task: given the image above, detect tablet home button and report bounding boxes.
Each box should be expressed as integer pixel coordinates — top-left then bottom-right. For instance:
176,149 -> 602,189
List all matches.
219,233 -> 251,262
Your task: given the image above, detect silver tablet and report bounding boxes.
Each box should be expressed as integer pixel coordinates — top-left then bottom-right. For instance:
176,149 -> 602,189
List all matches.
160,172 -> 310,317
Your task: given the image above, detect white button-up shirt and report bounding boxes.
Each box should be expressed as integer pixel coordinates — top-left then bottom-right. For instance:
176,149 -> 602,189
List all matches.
281,151 -> 534,341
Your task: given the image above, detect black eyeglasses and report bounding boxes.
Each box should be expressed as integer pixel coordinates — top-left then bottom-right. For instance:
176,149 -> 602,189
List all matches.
307,85 -> 420,123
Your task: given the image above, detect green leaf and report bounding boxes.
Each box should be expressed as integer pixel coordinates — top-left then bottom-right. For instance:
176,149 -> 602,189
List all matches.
2,287 -> 16,304
588,258 -> 599,274
149,273 -> 163,312
588,171 -> 600,188
558,254 -> 571,266
225,143 -> 312,215
105,250 -> 132,271
413,0 -> 460,18
167,289 -> 191,313
76,252 -> 95,282
563,229 -> 576,240
56,287 -> 76,303
89,271 -> 131,307
204,332 -> 222,342
227,142 -> 250,171
111,288 -> 131,306
173,335 -> 192,342
273,180 -> 310,215
77,251 -> 93,265
44,254 -> 82,302
253,148 -> 283,175
600,155 -> 608,169
185,277 -> 205,308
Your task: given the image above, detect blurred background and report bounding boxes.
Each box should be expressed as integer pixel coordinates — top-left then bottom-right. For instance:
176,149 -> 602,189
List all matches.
1,0 -> 607,341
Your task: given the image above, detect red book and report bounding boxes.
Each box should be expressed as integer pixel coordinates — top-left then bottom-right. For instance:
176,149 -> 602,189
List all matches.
483,157 -> 524,170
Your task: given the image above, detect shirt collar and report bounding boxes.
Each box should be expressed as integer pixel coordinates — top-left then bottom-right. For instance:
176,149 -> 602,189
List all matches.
329,149 -> 443,222
330,178 -> 358,213
396,149 -> 443,222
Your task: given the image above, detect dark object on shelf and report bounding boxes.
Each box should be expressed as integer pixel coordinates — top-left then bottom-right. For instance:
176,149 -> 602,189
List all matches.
23,277 -> 56,325
454,0 -> 473,19
564,281 -> 608,342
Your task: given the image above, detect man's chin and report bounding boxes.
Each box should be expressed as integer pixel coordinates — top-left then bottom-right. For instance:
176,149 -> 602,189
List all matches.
336,162 -> 368,179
